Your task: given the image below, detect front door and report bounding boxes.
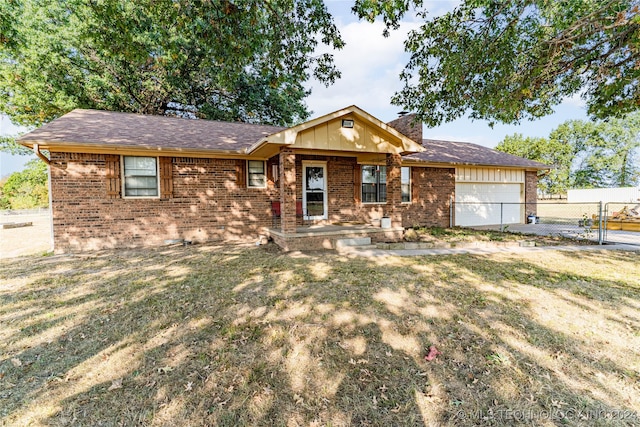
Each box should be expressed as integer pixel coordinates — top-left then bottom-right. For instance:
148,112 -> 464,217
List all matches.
303,163 -> 327,220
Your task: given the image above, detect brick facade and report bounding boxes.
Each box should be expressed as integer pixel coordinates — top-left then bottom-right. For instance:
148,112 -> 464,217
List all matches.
525,171 -> 538,216
387,114 -> 422,143
401,167 -> 455,228
49,152 -> 278,252
49,151 -> 509,252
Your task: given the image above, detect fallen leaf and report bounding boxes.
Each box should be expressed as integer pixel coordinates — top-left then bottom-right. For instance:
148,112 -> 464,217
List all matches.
424,345 -> 441,361
108,378 -> 122,391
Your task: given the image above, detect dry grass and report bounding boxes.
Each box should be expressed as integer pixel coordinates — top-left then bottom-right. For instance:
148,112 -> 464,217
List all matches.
1,244 -> 639,426
404,226 -> 595,245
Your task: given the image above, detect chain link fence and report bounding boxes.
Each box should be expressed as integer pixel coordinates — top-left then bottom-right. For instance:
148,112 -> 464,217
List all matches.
450,201 -> 640,245
602,202 -> 640,245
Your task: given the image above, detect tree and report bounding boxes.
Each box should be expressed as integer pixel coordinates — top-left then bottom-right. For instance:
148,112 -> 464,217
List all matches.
496,133 -> 574,195
497,113 -> 640,193
0,158 -> 48,209
0,135 -> 31,155
596,113 -> 640,186
353,0 -> 640,127
0,0 -> 344,127
547,119 -> 603,189
551,114 -> 640,188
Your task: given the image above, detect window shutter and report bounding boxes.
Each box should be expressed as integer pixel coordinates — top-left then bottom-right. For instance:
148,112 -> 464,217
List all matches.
236,160 -> 246,188
266,159 -> 278,185
411,167 -> 419,202
105,154 -> 121,199
159,157 -> 174,198
353,164 -> 361,204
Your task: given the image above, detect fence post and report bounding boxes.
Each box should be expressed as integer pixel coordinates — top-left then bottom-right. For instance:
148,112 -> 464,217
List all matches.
598,201 -> 603,245
500,203 -> 504,232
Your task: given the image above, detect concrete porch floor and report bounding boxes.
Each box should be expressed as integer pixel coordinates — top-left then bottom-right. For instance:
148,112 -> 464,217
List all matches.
265,224 -> 404,251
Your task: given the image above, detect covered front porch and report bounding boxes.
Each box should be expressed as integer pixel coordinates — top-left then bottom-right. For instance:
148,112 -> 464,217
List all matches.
265,223 -> 404,251
247,106 -> 425,251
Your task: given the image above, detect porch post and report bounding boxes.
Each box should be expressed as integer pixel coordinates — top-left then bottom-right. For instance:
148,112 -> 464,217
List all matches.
386,153 -> 403,228
279,147 -> 297,234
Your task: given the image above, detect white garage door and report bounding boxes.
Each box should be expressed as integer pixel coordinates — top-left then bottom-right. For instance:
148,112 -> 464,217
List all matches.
455,183 -> 523,226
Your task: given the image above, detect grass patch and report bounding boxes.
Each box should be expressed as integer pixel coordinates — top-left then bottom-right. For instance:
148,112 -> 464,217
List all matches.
1,244 -> 639,426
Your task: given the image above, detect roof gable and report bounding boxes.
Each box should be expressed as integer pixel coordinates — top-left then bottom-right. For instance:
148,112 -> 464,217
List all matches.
248,106 -> 425,157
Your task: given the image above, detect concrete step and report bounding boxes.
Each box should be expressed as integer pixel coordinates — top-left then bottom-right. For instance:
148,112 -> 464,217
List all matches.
338,244 -> 378,251
335,237 -> 372,248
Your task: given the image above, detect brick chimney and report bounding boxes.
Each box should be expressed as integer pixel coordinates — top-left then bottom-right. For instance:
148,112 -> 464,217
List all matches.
387,113 -> 422,144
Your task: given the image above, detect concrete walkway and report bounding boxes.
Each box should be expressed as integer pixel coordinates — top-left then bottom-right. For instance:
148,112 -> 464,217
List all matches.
338,243 -> 640,257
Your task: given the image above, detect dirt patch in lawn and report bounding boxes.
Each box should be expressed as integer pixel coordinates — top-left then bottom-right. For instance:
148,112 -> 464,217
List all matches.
404,226 -> 597,246
1,244 -> 638,426
0,212 -> 51,259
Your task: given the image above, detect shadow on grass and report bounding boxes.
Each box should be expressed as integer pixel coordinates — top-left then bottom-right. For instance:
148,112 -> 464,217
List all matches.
0,245 -> 639,426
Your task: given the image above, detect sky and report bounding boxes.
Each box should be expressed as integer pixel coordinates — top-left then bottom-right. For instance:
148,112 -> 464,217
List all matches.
0,0 -> 591,178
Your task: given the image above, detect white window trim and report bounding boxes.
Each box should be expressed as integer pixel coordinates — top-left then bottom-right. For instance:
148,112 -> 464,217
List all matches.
401,166 -> 412,204
302,160 -> 328,220
361,164 -> 387,204
121,155 -> 160,199
247,160 -> 267,188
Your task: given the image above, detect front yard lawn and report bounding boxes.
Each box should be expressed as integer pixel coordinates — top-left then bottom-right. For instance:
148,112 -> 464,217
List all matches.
1,244 -> 639,426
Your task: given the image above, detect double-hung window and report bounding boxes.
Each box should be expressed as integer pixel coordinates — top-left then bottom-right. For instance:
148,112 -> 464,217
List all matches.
401,167 -> 411,202
247,160 -> 266,188
123,156 -> 158,197
362,165 -> 387,203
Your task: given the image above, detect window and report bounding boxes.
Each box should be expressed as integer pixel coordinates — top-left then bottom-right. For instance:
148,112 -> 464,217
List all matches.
247,160 -> 266,188
401,167 -> 411,202
362,165 -> 387,203
123,156 -> 158,197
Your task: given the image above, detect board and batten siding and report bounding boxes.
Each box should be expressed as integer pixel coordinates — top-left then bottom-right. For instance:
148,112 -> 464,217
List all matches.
292,116 -> 399,153
455,167 -> 525,183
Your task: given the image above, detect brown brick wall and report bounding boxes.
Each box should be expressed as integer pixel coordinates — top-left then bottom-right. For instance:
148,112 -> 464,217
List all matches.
401,167 -> 455,228
50,152 -> 277,252
293,154 -> 454,228
525,171 -> 538,216
49,151 -> 457,252
386,114 -> 423,143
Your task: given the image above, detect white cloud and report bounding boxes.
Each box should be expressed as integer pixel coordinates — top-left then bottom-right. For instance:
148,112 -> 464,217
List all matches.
308,1 -> 588,147
306,19 -> 419,122
560,91 -> 587,108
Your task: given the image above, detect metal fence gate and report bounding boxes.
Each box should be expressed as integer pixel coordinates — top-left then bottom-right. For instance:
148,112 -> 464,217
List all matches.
450,201 -> 640,246
602,203 -> 640,245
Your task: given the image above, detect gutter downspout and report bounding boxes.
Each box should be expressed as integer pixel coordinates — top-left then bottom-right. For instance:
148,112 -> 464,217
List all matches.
32,144 -> 54,252
33,144 -> 50,165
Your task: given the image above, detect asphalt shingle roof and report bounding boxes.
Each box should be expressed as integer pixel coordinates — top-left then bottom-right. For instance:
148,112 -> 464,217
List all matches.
19,109 -> 548,169
18,109 -> 286,152
404,138 -> 548,169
